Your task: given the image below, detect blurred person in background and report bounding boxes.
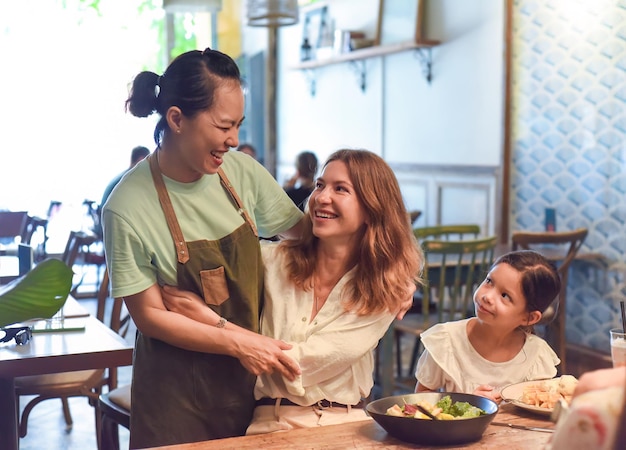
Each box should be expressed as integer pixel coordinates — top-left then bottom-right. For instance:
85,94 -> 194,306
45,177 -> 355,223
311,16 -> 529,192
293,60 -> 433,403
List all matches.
283,151 -> 319,211
237,142 -> 258,160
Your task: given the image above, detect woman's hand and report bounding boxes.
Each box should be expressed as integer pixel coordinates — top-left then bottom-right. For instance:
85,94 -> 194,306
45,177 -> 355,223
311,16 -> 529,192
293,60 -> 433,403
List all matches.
234,333 -> 301,381
473,385 -> 502,403
161,285 -> 220,326
160,285 -> 301,380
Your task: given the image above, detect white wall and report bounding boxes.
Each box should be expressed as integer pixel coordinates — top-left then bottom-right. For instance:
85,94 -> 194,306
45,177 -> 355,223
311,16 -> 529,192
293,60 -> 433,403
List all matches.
242,0 -> 505,230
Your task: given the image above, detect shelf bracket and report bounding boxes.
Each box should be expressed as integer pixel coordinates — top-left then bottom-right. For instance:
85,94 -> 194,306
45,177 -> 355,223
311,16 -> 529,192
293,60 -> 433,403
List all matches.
348,60 -> 367,92
303,69 -> 317,97
413,48 -> 433,83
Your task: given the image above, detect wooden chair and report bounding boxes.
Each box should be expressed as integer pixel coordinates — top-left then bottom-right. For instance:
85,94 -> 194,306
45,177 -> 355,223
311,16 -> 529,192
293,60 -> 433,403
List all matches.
15,268 -> 130,450
413,223 -> 480,241
511,227 -> 588,375
99,383 -> 131,450
20,215 -> 49,262
0,211 -> 29,255
392,235 -> 498,391
61,230 -> 105,298
408,210 -> 422,225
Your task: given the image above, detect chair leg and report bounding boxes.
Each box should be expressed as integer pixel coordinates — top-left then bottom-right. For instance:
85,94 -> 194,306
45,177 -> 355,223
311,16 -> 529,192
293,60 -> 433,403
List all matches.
61,397 -> 73,430
95,402 -> 105,450
407,337 -> 422,379
100,415 -> 121,450
394,330 -> 404,380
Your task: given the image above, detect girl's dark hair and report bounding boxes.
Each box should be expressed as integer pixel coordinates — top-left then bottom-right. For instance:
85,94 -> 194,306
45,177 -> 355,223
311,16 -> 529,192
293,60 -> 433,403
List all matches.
492,250 -> 561,313
125,48 -> 242,145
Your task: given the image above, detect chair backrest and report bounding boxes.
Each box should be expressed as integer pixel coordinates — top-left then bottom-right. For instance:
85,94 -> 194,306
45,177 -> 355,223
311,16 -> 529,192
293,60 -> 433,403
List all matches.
414,224 -> 481,241
0,211 -> 29,241
61,230 -> 98,267
408,210 -> 422,225
511,228 -> 588,279
420,235 -> 498,326
511,227 -> 588,324
20,215 -> 48,246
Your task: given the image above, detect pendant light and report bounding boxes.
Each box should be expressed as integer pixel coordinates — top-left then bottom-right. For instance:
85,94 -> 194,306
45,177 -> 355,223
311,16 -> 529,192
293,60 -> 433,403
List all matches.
247,0 -> 299,27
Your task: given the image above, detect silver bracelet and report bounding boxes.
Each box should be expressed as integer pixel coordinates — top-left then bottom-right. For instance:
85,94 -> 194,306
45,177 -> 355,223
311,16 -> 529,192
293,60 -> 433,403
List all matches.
216,317 -> 227,328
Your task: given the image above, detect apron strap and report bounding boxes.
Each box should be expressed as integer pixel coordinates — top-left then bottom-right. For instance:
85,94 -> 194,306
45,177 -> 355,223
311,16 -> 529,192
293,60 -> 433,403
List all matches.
148,152 -> 190,264
217,168 -> 258,237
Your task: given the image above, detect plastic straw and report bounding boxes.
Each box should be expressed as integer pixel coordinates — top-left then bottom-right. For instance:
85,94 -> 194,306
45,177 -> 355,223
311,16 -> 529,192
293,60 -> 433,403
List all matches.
621,301 -> 626,334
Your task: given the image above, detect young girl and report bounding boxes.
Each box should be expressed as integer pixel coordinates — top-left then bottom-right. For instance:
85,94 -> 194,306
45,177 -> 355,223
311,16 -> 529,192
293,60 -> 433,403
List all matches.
414,250 -> 561,403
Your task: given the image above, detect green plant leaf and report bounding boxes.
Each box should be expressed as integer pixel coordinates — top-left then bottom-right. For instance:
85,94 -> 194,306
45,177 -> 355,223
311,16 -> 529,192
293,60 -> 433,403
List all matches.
0,258 -> 74,328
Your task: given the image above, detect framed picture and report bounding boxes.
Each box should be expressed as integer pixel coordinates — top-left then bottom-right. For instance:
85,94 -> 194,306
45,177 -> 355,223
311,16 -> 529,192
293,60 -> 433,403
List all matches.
302,4 -> 328,50
376,0 -> 425,46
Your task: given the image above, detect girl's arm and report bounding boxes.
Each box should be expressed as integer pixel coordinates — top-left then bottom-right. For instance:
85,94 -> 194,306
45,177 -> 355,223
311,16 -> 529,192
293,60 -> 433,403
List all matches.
125,284 -> 300,380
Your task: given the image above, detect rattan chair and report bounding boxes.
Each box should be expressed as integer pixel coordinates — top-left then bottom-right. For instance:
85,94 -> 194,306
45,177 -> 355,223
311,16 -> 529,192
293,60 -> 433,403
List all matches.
511,227 -> 588,374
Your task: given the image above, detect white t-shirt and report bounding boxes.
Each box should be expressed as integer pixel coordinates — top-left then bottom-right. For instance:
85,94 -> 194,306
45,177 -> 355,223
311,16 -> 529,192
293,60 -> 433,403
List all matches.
254,242 -> 396,406
103,151 -> 303,298
415,318 -> 560,393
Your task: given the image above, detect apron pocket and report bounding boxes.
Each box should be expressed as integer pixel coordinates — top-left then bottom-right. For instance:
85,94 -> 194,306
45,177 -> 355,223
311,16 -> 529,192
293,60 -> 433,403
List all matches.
200,266 -> 230,306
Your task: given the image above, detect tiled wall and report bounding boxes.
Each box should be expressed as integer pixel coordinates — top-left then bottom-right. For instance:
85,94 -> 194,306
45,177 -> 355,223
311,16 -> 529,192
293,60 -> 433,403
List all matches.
512,0 -> 626,352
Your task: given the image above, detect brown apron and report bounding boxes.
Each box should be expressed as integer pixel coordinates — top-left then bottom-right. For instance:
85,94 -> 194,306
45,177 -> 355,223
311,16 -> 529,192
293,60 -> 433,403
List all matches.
129,153 -> 263,449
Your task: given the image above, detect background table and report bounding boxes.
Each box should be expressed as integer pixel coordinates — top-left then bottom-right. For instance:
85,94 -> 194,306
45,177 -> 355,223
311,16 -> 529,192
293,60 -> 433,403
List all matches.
0,297 -> 133,450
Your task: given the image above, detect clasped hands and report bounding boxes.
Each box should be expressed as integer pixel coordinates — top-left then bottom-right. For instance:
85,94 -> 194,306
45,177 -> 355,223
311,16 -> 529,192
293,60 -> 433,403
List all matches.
160,285 -> 301,382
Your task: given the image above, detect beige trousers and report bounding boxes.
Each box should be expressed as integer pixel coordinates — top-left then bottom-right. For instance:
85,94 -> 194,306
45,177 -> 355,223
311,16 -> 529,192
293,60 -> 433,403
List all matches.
245,404 -> 369,435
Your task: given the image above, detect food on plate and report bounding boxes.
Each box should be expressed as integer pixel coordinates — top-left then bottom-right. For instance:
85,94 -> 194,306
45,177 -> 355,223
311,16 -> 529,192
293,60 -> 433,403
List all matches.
519,375 -> 578,409
386,395 -> 486,420
547,386 -> 623,450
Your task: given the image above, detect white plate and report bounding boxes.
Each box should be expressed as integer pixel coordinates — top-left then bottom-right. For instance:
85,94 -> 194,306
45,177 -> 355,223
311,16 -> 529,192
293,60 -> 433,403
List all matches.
500,379 -> 559,416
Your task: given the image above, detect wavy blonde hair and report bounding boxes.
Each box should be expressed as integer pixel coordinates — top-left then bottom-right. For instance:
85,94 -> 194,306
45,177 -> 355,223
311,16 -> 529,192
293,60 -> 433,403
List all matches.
278,149 -> 424,315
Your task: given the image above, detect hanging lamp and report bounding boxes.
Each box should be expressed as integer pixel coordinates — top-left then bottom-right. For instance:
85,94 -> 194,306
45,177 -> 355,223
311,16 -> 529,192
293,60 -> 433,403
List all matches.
247,0 -> 299,27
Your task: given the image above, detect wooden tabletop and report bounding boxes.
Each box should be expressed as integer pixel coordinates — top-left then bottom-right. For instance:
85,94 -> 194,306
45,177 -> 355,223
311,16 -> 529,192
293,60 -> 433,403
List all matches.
144,403 -> 554,450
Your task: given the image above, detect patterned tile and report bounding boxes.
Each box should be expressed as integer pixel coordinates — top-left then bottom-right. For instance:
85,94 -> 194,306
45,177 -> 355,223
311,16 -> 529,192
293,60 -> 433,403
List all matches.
513,0 -> 626,353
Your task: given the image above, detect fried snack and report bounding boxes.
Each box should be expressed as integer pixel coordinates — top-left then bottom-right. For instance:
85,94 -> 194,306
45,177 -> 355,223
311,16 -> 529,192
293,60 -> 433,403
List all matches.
520,376 -> 578,409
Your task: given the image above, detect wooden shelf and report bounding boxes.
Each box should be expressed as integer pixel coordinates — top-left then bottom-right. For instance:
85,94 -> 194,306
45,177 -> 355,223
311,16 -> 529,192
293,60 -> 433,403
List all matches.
291,39 -> 439,70
291,40 -> 440,95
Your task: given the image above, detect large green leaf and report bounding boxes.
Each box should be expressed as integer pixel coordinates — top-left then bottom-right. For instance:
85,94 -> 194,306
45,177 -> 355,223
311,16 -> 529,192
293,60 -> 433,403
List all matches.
0,258 -> 73,328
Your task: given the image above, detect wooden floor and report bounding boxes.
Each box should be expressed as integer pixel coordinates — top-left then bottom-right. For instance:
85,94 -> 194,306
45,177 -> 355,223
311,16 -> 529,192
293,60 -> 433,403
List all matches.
15,295 -> 611,450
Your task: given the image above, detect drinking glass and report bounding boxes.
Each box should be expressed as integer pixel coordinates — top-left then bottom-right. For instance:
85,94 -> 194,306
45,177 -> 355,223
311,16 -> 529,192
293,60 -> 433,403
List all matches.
610,328 -> 626,367
46,305 -> 65,329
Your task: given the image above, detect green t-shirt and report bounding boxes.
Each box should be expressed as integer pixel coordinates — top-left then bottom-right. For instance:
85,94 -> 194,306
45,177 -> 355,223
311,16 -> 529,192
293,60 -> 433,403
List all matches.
103,150 -> 303,298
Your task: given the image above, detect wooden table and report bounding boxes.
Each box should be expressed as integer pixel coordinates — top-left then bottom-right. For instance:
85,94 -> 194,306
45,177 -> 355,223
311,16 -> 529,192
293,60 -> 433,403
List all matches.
143,403 -> 554,449
0,297 -> 133,450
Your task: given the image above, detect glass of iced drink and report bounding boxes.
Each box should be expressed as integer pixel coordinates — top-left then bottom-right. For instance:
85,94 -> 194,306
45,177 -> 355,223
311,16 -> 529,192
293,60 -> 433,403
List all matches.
610,328 -> 626,367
